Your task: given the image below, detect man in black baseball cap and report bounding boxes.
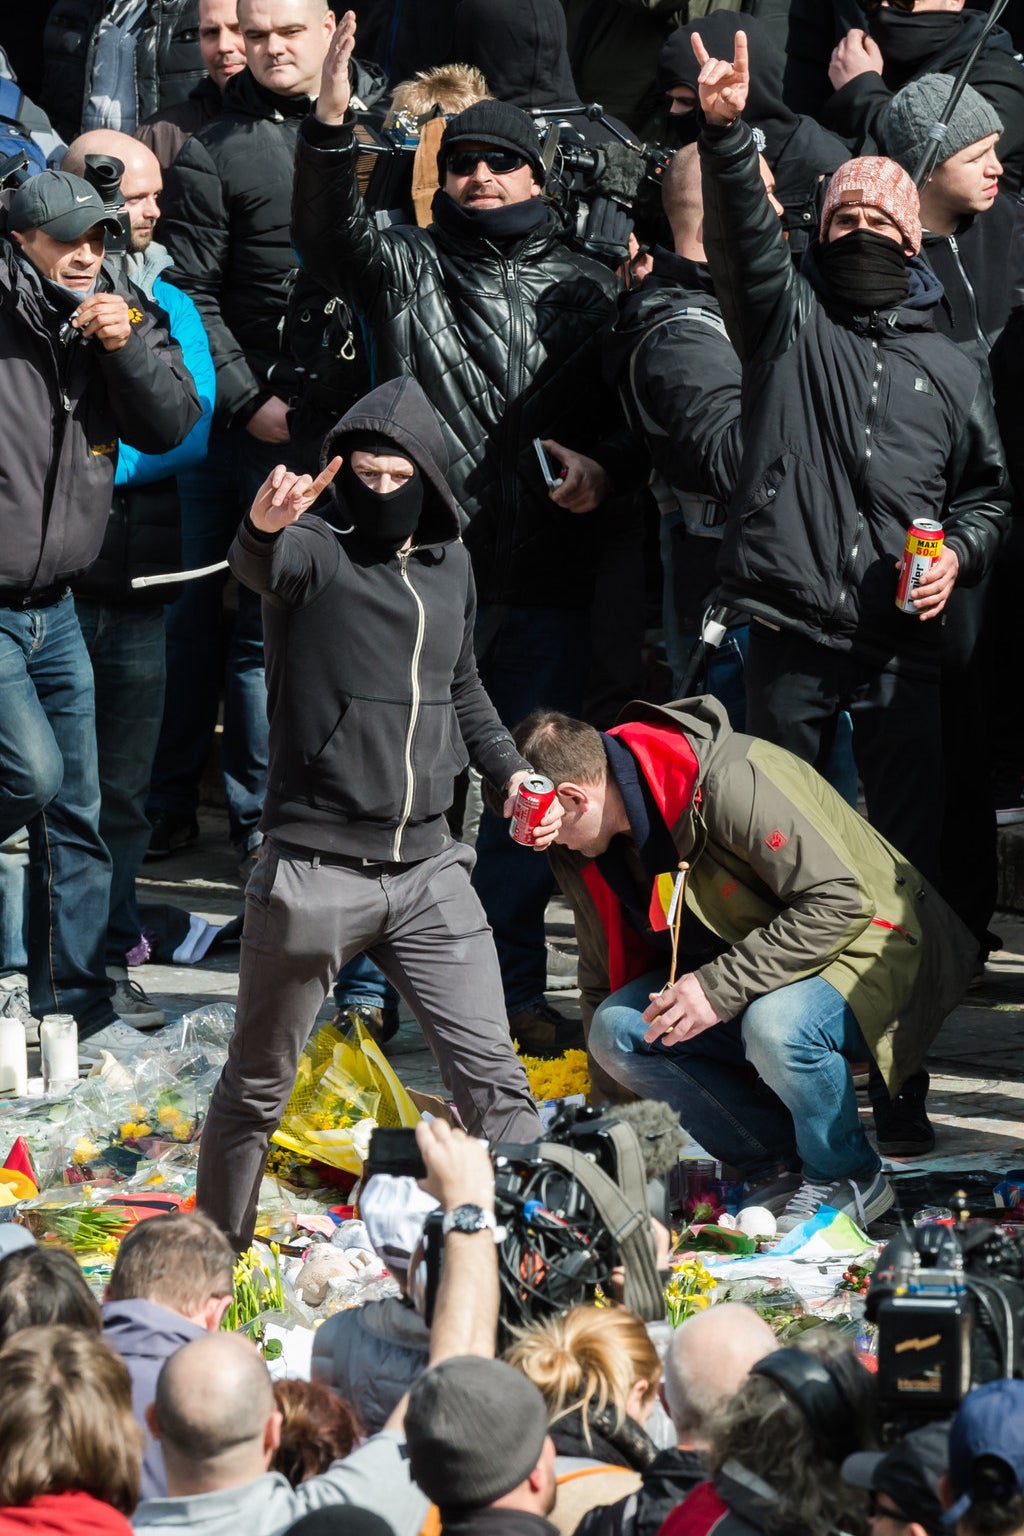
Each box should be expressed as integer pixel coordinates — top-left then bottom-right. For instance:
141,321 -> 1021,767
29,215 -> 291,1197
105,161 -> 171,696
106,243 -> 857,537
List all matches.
842,1422 -> 950,1536
0,157 -> 200,1064
9,169 -> 123,296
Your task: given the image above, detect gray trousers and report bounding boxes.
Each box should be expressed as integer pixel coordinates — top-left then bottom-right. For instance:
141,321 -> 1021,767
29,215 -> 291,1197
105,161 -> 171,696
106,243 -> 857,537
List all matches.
197,837 -> 541,1248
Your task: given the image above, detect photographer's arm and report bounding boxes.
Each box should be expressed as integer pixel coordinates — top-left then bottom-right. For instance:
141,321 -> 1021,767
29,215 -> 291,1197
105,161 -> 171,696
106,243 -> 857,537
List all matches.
382,1121 -> 499,1430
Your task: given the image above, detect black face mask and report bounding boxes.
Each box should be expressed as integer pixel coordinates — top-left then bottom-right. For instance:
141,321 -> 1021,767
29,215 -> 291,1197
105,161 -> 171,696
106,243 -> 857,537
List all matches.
667,108 -> 700,146
337,459 -> 424,551
817,228 -> 909,312
869,10 -> 961,75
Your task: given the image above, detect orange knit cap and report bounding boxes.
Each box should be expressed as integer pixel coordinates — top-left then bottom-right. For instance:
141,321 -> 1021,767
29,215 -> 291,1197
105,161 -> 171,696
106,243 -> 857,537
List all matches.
820,156 -> 922,256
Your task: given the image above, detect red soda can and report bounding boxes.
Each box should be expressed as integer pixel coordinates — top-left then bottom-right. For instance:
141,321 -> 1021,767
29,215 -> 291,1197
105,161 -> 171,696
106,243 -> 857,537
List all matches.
510,775 -> 556,845
896,519 -> 944,613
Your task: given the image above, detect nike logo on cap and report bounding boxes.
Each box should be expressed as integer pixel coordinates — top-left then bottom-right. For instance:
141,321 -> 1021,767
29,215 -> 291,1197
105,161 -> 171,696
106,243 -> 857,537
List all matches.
74,195 -> 91,203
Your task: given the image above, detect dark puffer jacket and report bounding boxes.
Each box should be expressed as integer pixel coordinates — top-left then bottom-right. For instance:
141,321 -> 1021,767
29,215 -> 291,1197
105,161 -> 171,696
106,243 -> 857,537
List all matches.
40,0 -> 203,143
0,239 -> 201,591
158,67 -> 313,426
291,116 -> 625,609
228,376 -> 531,862
699,119 -> 1009,677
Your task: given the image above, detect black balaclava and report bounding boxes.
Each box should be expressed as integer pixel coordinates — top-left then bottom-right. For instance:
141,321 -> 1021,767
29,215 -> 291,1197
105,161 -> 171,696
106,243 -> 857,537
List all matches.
335,433 -> 425,550
868,9 -> 963,81
816,228 -> 909,311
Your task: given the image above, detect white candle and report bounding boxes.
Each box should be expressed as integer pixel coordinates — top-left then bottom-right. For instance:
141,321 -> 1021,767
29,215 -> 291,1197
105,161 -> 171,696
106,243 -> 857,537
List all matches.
40,1014 -> 78,1095
0,1017 -> 28,1098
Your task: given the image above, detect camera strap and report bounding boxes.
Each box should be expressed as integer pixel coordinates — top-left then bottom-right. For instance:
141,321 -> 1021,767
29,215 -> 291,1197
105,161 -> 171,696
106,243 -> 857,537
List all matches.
537,1127 -> 664,1321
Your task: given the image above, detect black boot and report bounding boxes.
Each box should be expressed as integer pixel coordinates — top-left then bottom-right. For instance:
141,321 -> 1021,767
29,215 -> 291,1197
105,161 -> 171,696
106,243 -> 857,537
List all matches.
868,1064 -> 935,1156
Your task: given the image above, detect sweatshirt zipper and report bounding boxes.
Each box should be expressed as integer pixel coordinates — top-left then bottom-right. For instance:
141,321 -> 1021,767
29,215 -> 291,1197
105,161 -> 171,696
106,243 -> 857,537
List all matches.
392,549 -> 426,861
947,234 -> 987,350
832,330 -> 883,623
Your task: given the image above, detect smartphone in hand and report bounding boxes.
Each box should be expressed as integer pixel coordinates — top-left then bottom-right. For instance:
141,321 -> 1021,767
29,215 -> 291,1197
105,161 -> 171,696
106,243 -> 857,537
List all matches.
533,437 -> 566,491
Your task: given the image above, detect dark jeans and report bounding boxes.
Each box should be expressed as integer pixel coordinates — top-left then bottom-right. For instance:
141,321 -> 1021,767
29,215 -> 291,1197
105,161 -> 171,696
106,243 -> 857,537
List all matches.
589,968 -> 879,1183
76,598 -> 166,964
470,604 -> 592,1013
147,428 -> 277,846
744,623 -> 943,883
0,594 -> 114,1032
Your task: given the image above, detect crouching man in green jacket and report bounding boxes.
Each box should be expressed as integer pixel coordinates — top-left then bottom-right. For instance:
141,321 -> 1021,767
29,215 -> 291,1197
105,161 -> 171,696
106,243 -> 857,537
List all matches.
514,697 -> 976,1232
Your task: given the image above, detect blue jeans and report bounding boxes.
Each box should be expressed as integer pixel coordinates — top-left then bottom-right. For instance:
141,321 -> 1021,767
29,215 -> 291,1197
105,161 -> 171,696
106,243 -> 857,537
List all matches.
470,604 -> 592,1012
147,429 -> 273,845
76,598 -> 166,964
0,594 -> 115,1032
332,950 -> 398,1013
589,968 -> 880,1184
0,829 -> 28,974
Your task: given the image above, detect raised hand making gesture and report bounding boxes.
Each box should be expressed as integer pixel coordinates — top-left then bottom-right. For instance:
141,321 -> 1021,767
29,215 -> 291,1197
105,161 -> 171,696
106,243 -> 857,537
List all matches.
249,456 -> 343,534
690,28 -> 749,127
316,7 -> 356,125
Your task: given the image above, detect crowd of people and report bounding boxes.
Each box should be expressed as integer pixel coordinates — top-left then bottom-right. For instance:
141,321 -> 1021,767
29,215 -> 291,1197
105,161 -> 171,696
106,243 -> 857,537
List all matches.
2,1122 -> 1024,1536
2,0 -> 1024,1526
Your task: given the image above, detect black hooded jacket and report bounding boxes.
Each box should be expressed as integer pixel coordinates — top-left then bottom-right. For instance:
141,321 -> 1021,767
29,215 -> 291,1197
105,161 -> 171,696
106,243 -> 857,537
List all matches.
823,8 -> 1024,196
698,118 -> 1009,678
228,376 -> 530,862
291,111 -> 627,609
660,13 -> 850,260
919,194 -> 1015,362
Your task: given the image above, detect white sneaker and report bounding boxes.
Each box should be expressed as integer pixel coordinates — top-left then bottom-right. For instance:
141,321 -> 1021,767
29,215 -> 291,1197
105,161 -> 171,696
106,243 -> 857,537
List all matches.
545,945 -> 578,991
106,967 -> 167,1030
0,975 -> 38,1045
78,1019 -> 156,1072
775,1170 -> 895,1234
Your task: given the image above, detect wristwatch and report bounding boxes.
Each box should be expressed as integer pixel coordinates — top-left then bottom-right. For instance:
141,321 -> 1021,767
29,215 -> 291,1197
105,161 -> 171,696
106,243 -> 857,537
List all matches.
441,1204 -> 503,1240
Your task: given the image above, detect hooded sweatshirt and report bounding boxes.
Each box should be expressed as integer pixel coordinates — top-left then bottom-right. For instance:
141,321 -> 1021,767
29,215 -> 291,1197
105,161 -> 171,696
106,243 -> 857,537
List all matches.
659,12 -> 849,258
102,1299 -> 207,1501
228,376 -> 530,862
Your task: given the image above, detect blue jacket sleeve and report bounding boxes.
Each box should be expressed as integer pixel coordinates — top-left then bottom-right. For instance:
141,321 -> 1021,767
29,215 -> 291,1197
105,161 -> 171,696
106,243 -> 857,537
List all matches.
115,279 -> 215,488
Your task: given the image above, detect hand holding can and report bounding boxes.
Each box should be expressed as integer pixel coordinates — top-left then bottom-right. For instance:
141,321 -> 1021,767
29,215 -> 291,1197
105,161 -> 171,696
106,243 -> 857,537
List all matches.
509,775 -> 557,847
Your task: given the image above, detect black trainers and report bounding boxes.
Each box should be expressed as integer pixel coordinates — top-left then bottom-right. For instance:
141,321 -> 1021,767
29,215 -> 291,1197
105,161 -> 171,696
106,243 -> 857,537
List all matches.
145,810 -> 199,861
870,1068 -> 936,1157
509,997 -> 584,1058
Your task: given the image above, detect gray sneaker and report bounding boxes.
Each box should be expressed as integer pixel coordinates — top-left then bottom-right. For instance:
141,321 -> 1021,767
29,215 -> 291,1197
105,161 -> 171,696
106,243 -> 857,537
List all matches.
545,945 -> 578,991
0,975 -> 38,1045
106,967 -> 166,1030
740,1170 -> 802,1217
775,1170 -> 895,1234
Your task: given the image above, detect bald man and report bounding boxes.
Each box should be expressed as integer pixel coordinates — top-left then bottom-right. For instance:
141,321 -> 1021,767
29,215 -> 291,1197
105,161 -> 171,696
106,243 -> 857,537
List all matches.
135,1119 -> 501,1536
577,1303 -> 777,1536
55,130 -> 214,1038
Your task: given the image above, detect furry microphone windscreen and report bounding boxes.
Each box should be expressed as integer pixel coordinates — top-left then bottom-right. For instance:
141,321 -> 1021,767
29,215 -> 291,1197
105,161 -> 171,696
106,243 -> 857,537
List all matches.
607,1099 -> 687,1181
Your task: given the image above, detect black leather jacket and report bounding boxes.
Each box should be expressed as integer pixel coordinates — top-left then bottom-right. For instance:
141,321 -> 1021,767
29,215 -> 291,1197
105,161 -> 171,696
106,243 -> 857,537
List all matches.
291,115 -> 629,609
699,119 -> 1010,677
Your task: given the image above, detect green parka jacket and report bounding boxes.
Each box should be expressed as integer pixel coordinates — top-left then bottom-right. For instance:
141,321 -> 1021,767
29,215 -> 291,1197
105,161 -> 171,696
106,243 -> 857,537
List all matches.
550,696 -> 976,1093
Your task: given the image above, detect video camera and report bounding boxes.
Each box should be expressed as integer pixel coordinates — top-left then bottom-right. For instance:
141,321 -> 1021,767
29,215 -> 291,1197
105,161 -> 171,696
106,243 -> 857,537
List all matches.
357,101 -> 672,266
866,1193 -> 1024,1433
366,1104 -> 667,1345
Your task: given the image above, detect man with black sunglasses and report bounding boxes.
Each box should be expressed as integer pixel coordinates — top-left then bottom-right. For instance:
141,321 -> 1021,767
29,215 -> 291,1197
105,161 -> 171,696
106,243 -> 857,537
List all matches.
824,0 -> 1024,195
292,9 -> 633,1058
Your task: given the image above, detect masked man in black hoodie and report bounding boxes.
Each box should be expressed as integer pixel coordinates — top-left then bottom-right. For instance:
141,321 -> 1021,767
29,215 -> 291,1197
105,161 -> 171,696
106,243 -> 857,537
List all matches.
658,11 -> 849,263
196,376 -> 544,1251
692,28 -> 1009,1155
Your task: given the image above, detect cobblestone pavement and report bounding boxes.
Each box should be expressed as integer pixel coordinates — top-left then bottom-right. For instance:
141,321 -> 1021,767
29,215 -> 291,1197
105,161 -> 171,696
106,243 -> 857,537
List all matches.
132,808 -> 1024,1209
